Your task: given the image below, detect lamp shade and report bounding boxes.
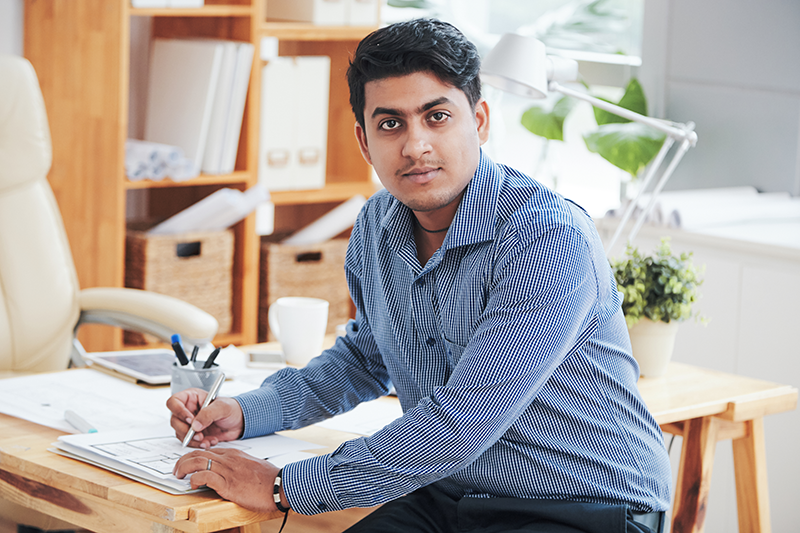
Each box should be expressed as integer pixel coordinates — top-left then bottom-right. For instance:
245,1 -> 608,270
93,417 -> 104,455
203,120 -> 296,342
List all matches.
481,33 -> 549,99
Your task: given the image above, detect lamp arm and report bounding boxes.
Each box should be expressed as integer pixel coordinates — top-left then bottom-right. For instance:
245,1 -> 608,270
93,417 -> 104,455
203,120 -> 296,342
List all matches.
627,138 -> 693,243
549,81 -> 697,145
605,137 -> 675,253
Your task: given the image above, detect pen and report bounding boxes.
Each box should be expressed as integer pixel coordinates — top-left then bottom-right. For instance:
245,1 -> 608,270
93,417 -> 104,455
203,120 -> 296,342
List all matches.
65,410 -> 98,433
202,346 -> 221,369
171,334 -> 189,366
190,345 -> 199,363
182,372 -> 226,447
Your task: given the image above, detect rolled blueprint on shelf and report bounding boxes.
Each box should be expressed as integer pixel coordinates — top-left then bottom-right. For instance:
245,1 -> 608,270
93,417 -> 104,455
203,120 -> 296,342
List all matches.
281,195 -> 366,246
125,139 -> 199,182
147,183 -> 270,235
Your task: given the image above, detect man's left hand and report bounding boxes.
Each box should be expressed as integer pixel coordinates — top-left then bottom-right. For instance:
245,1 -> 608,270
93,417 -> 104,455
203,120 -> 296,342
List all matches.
173,448 -> 285,514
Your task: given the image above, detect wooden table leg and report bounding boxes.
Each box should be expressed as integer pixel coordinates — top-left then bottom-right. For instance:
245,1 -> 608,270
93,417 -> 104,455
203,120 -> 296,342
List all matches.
671,417 -> 721,533
732,418 -> 771,533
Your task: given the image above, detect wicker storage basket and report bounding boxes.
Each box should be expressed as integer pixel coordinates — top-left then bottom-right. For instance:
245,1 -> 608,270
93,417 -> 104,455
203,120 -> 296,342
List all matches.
259,237 -> 352,342
125,229 -> 234,344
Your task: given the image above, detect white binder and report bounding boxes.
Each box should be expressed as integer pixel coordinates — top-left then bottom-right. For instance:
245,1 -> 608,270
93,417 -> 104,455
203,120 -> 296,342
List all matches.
258,56 -> 330,192
218,42 -> 255,174
144,39 -> 224,173
267,0 -> 347,25
259,57 -> 295,191
202,41 -> 238,174
347,0 -> 378,26
294,56 -> 330,191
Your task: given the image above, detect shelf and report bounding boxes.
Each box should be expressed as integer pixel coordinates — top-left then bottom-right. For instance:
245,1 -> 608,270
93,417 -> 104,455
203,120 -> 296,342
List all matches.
260,23 -> 376,41
26,0 -> 376,352
130,5 -> 253,17
125,171 -> 252,190
271,181 -> 382,206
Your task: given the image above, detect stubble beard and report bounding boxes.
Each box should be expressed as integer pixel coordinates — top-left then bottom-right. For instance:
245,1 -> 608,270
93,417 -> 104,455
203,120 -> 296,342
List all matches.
393,158 -> 464,212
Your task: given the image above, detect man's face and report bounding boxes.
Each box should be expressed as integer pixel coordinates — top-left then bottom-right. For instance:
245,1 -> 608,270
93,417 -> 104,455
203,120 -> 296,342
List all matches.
354,71 -> 489,216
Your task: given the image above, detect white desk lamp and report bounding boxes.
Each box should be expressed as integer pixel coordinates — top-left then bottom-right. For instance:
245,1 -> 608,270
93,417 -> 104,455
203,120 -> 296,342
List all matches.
480,33 -> 698,253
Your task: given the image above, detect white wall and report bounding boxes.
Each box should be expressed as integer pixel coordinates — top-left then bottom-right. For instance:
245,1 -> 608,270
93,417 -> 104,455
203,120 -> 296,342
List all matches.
601,223 -> 800,533
641,0 -> 800,195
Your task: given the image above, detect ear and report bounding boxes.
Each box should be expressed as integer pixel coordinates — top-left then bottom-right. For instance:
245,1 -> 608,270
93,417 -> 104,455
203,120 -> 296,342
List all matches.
475,99 -> 490,145
354,121 -> 373,165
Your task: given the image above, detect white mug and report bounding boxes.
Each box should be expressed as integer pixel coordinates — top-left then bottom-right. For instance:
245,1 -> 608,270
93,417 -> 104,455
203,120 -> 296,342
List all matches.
268,297 -> 329,367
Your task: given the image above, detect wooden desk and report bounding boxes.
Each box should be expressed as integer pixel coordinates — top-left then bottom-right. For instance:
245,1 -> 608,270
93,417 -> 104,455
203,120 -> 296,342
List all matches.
0,364 -> 796,533
0,410 -> 344,533
639,362 -> 797,533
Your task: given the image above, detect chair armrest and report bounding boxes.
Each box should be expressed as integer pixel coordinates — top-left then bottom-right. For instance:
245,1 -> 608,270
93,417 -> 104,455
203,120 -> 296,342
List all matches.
77,287 -> 219,345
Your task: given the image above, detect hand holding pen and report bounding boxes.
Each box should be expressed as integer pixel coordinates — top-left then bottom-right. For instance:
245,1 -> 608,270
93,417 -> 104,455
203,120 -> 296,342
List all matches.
182,371 -> 226,446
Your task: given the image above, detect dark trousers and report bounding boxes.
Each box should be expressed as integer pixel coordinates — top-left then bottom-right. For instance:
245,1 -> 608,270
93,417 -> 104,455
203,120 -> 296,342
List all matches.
343,485 -> 662,533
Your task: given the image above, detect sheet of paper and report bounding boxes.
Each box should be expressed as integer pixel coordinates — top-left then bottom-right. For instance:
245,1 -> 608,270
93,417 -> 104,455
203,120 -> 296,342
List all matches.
55,422 -> 323,493
0,368 -> 247,433
0,369 -> 173,432
315,398 -> 403,436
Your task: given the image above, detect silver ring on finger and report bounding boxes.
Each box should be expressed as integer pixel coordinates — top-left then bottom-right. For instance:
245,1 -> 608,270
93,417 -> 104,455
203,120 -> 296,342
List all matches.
207,458 -> 212,471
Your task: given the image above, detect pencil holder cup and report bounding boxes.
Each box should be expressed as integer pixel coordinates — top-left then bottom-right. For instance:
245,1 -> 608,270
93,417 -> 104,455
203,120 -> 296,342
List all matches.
170,362 -> 222,395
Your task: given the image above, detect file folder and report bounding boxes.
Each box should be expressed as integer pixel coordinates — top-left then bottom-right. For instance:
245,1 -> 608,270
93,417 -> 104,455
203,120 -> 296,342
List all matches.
258,56 -> 331,192
144,39 -> 224,173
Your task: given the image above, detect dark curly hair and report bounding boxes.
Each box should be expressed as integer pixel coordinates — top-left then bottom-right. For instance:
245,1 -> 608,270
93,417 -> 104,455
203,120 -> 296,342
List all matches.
347,18 -> 482,128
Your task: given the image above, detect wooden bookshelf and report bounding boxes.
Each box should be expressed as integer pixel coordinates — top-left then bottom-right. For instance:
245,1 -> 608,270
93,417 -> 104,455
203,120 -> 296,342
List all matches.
24,0 -> 378,352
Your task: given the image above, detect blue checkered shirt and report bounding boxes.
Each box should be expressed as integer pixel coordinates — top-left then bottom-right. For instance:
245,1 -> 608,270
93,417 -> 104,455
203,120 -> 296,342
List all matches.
235,152 -> 672,516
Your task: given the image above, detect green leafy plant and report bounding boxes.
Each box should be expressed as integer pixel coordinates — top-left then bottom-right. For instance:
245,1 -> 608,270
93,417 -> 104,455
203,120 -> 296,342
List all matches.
611,237 -> 705,328
521,78 -> 666,178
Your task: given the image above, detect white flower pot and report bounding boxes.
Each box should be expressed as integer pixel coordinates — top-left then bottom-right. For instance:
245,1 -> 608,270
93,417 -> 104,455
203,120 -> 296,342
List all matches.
628,318 -> 680,378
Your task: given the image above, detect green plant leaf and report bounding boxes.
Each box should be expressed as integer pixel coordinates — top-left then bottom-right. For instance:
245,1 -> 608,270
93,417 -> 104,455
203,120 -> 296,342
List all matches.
593,78 -> 649,125
521,97 -> 577,142
583,122 -> 666,176
611,237 -> 706,326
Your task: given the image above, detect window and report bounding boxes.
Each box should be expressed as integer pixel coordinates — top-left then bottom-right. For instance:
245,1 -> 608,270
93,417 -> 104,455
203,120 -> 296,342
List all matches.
384,0 -> 647,217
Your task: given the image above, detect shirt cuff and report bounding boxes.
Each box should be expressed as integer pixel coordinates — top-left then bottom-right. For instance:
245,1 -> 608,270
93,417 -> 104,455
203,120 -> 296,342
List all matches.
283,454 -> 343,515
234,386 -> 283,439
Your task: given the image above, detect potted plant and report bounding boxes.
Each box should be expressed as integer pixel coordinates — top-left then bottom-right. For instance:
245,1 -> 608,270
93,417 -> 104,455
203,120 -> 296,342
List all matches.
610,237 -> 705,377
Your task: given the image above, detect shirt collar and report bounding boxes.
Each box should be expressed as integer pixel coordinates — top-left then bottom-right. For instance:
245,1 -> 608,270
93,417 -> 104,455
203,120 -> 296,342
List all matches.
444,149 -> 499,250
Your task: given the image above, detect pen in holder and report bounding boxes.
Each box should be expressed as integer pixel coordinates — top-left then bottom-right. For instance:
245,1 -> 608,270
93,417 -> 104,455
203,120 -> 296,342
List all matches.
170,361 -> 222,395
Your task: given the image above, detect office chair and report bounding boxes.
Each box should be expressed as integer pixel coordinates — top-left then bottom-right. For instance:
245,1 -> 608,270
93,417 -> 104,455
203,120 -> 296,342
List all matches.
0,54 -> 218,531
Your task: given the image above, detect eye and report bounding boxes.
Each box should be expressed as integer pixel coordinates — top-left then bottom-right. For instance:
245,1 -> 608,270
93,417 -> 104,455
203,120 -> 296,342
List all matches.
429,111 -> 450,124
379,119 -> 401,131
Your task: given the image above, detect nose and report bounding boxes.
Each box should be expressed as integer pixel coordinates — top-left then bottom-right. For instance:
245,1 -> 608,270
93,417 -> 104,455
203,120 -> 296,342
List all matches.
401,122 -> 432,160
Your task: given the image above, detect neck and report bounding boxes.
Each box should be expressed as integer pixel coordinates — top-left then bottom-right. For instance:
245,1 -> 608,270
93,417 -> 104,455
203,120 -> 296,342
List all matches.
415,218 -> 450,233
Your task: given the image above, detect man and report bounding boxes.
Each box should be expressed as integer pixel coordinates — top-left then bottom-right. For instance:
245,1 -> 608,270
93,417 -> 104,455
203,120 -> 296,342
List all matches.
169,18 -> 671,533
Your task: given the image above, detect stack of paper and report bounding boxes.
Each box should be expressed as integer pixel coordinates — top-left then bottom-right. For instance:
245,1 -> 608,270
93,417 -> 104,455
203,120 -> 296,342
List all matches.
202,41 -> 255,175
147,183 -> 269,235
144,38 -> 254,177
53,423 -> 321,494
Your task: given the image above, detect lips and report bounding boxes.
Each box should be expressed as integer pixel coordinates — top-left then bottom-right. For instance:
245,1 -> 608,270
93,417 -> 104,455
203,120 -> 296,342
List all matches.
403,166 -> 440,184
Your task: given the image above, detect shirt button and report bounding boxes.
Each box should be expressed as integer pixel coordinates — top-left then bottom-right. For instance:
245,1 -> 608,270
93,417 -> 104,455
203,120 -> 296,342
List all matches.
317,502 -> 328,511
352,323 -> 358,332
418,278 -> 426,286
426,337 -> 436,346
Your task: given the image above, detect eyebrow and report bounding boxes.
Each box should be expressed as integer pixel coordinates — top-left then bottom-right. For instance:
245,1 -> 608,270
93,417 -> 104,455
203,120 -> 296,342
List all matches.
371,97 -> 453,119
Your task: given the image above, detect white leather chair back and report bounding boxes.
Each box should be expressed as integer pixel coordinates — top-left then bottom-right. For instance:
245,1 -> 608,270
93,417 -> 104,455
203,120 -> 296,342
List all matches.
0,55 -> 80,373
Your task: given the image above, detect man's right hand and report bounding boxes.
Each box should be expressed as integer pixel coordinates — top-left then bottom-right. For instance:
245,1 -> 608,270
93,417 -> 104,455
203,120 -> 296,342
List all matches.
166,389 -> 244,448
